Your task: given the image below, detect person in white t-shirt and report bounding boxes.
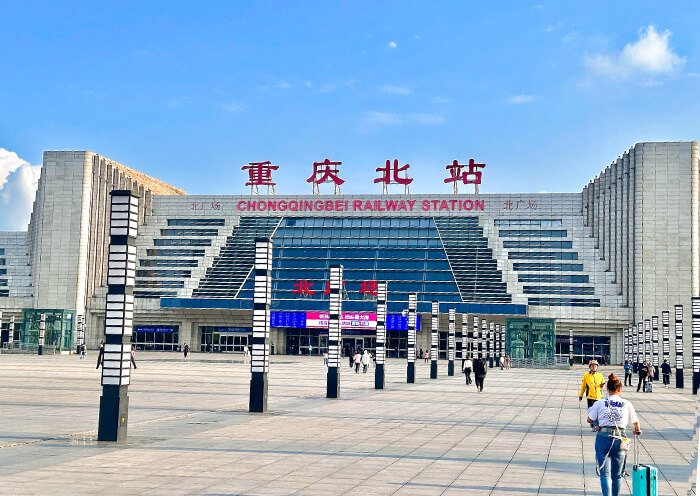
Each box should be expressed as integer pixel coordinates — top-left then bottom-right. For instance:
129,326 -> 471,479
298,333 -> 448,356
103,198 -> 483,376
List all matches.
586,373 -> 642,496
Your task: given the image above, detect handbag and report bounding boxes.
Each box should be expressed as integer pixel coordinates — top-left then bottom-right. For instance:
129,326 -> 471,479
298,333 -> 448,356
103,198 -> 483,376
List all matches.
607,400 -> 630,452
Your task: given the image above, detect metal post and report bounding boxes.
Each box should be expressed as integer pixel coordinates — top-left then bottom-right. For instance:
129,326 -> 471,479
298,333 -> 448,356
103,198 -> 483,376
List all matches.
375,282 -> 387,389
662,311 -> 670,370
38,313 -> 45,355
692,297 -> 700,394
651,316 -> 659,381
430,302 -> 438,379
249,238 -> 272,412
407,293 -> 417,383
447,308 -> 455,376
98,190 -> 138,442
326,265 -> 343,398
675,306 -> 684,388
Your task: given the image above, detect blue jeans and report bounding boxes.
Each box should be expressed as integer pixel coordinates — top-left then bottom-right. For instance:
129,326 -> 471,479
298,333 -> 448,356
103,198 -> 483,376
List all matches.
595,432 -> 626,496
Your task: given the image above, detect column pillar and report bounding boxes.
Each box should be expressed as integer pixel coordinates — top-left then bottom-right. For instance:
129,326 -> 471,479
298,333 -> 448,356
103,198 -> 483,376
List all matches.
633,323 -> 639,372
447,308 -> 455,376
430,302 -> 438,379
249,238 -> 272,412
406,293 -> 417,383
98,190 -> 138,442
675,306 -> 684,388
488,322 -> 495,367
472,316 -> 478,358
374,282 -> 387,389
326,265 -> 343,398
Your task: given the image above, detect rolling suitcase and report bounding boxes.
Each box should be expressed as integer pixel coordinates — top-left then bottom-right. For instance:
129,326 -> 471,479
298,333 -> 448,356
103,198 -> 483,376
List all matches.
645,380 -> 652,393
632,435 -> 658,496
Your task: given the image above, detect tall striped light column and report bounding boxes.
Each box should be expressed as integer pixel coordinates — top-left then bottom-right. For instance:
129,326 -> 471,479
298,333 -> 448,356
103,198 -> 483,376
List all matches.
0,311 -> 2,345
326,265 -> 343,398
662,311 -> 670,368
8,315 -> 14,346
651,316 -> 659,380
447,308 -> 456,376
98,190 -> 138,442
480,319 -> 487,359
472,316 -> 478,358
455,312 -> 463,368
675,305 -> 684,388
374,282 -> 387,390
692,297 -> 700,394
488,322 -> 495,367
249,238 -> 272,412
430,302 -> 439,379
461,314 -> 468,366
623,327 -> 628,363
633,324 -> 639,372
494,324 -> 499,367
406,293 -> 417,383
569,329 -> 574,367
38,313 -> 46,355
500,324 -> 505,364
644,319 -> 651,365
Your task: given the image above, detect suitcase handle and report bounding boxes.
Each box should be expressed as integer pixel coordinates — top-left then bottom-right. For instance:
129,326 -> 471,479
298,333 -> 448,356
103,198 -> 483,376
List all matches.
634,433 -> 639,468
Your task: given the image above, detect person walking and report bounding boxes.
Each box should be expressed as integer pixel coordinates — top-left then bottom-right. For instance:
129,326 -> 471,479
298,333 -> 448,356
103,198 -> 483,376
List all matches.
96,341 -> 104,369
462,356 -> 473,385
636,361 -> 649,392
361,349 -> 370,373
243,345 -> 250,364
505,354 -> 511,370
579,360 -> 605,408
661,359 -> 672,388
587,373 -> 642,496
80,343 -> 86,360
183,343 -> 190,362
323,351 -> 328,366
348,349 -> 354,368
473,357 -> 487,392
353,351 -> 361,373
130,344 -> 138,369
623,360 -> 633,387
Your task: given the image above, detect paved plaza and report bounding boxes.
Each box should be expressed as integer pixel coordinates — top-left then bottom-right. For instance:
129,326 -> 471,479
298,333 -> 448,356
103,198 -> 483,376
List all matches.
0,354 -> 696,496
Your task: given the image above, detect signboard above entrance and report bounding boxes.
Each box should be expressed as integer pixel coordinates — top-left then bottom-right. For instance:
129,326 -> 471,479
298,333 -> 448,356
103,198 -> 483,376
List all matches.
270,311 -> 420,331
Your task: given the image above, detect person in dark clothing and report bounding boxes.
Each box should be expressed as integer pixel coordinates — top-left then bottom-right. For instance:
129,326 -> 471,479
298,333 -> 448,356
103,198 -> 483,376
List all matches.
623,360 -> 633,386
96,341 -> 104,369
636,361 -> 649,392
473,358 -> 487,392
661,359 -> 672,388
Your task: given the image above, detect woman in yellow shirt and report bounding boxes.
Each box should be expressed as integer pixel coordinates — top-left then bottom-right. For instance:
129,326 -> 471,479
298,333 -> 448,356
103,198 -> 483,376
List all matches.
579,360 -> 605,408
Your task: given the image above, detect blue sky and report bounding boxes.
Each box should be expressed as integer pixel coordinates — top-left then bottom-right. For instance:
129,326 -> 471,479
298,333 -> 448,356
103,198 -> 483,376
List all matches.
1,1 -> 699,227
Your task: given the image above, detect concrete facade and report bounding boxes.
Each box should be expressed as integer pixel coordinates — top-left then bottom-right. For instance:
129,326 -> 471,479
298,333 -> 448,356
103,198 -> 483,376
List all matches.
1,142 -> 698,367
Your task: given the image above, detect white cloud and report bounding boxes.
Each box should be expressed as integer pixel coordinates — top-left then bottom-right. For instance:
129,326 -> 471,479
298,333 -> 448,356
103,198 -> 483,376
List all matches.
221,101 -> 244,113
0,148 -> 41,231
387,41 -> 397,48
585,25 -> 685,80
562,31 -> 577,44
506,94 -> 536,104
380,85 -> 412,95
277,82 -> 291,89
359,111 -> 444,130
304,81 -> 313,88
432,96 -> 451,104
